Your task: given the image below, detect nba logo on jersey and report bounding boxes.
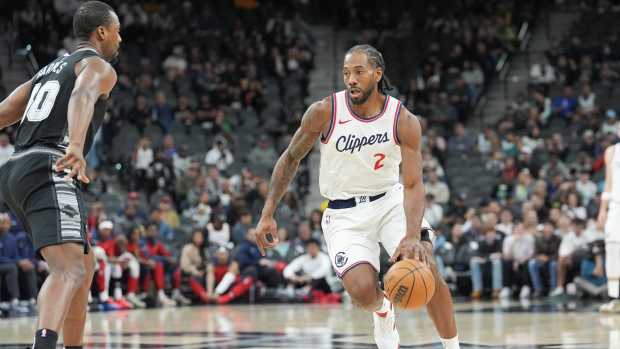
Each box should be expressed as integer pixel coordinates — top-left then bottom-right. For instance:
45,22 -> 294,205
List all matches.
335,252 -> 348,267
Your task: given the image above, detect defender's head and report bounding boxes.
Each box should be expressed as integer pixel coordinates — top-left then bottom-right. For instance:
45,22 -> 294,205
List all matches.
73,1 -> 121,62
343,44 -> 393,105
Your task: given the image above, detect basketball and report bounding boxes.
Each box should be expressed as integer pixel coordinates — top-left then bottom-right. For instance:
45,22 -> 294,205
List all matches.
384,259 -> 436,309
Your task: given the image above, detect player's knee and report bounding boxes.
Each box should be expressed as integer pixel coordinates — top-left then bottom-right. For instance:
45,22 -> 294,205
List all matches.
58,262 -> 87,289
346,277 -> 377,307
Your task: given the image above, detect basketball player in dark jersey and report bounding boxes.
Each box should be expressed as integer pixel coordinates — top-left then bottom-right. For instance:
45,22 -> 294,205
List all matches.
0,2 -> 120,348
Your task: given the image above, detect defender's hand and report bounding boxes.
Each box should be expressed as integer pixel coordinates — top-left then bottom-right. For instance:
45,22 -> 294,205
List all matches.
390,237 -> 432,265
255,215 -> 279,256
55,145 -> 89,183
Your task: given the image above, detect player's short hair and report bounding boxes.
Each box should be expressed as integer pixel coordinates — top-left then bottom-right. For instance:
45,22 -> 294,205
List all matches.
346,44 -> 394,94
305,238 -> 320,247
73,1 -> 115,41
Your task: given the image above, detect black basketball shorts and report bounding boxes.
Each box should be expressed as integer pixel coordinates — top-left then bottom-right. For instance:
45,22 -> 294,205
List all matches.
0,147 -> 88,254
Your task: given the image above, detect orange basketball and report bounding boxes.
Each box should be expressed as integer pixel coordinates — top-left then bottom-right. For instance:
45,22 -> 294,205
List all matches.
384,259 -> 436,309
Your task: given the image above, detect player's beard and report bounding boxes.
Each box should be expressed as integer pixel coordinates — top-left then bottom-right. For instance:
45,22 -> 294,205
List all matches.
348,85 -> 374,105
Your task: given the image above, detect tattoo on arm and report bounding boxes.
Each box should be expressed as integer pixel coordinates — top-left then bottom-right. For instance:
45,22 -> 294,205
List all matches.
261,101 -> 328,217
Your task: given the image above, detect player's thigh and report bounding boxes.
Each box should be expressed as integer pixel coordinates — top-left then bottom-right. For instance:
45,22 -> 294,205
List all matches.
322,208 -> 381,278
605,206 -> 620,243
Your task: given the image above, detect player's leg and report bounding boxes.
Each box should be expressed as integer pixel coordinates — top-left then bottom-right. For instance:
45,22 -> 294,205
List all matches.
341,263 -> 383,311
35,243 -> 88,348
379,195 -> 460,348
322,203 -> 397,349
62,248 -> 95,347
426,255 -> 459,349
601,228 -> 620,312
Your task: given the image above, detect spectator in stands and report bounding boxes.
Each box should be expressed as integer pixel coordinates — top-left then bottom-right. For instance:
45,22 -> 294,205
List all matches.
501,223 -> 535,299
178,230 -> 209,303
207,214 -> 231,248
110,234 -> 146,308
552,86 -> 577,119
142,223 -> 178,307
0,133 -> 14,166
573,240 -> 607,297
161,135 -> 177,161
183,191 -> 212,229
283,238 -> 332,293
145,150 -> 175,198
448,123 -> 475,153
149,208 -> 174,242
436,223 -> 473,293
134,137 -> 154,187
424,194 -> 443,227
601,109 -> 618,135
577,84 -> 597,116
274,227 -> 297,263
528,222 -> 561,298
529,56 -> 556,88
248,134 -> 278,178
426,169 -> 450,206
550,218 -> 588,297
14,230 -> 46,299
158,195 -> 180,230
0,214 -> 31,313
172,145 -> 191,177
469,218 -> 504,299
153,92 -> 175,133
496,209 -> 514,236
561,192 -> 587,221
576,171 -> 597,206
205,137 -> 234,173
232,211 -> 253,245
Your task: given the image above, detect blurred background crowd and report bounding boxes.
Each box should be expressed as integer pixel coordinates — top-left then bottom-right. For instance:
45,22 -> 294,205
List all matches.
0,0 -> 618,315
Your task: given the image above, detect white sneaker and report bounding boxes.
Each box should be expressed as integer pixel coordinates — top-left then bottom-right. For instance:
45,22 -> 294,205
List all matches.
172,290 -> 192,306
549,287 -> 565,297
600,300 -> 620,313
373,302 -> 400,349
158,292 -> 177,307
127,293 -> 147,308
499,287 -> 512,299
519,286 -> 531,299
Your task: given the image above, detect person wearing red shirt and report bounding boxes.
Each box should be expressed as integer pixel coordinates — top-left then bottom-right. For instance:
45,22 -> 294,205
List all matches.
141,223 -> 177,306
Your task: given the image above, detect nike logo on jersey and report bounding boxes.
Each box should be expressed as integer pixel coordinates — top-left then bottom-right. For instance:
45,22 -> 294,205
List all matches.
338,119 -> 352,124
335,132 -> 389,153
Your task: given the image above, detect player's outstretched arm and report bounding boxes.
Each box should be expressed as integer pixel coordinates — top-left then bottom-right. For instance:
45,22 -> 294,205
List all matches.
255,97 -> 331,255
55,57 -> 116,183
0,79 -> 34,129
597,145 -> 614,229
390,106 -> 429,264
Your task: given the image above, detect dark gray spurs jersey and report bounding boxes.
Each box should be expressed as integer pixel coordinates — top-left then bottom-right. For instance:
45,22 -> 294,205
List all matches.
15,48 -> 109,155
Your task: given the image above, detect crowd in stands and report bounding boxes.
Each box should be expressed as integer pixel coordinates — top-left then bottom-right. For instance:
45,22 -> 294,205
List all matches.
427,0 -> 619,300
0,0 -> 619,316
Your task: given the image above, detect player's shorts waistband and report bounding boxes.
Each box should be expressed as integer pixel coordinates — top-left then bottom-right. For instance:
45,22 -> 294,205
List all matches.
328,192 -> 386,209
9,146 -> 64,161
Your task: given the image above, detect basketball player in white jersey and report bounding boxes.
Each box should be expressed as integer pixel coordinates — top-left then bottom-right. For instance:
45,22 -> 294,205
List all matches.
255,45 -> 460,349
597,128 -> 620,313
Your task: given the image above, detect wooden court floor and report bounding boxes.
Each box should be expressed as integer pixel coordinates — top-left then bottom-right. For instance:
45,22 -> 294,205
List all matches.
0,300 -> 618,348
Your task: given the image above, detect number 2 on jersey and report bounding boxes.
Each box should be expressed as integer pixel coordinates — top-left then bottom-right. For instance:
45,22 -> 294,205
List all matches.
373,153 -> 386,170
23,80 -> 60,122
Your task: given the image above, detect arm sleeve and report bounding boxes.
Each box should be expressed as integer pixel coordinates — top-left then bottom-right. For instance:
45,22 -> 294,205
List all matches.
283,255 -> 303,280
310,253 -> 332,280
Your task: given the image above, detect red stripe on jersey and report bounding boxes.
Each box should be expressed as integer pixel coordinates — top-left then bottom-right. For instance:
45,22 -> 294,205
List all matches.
321,93 -> 337,144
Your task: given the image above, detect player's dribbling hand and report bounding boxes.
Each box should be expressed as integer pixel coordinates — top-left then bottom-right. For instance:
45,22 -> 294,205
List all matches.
55,144 -> 90,183
255,215 -> 279,256
390,236 -> 432,266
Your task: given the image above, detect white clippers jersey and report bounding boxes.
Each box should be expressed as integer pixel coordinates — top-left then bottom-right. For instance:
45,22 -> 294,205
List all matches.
319,90 -> 403,200
612,143 -> 620,203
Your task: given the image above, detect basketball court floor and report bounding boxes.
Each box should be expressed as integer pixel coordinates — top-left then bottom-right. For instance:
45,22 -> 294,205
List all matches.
0,300 -> 618,348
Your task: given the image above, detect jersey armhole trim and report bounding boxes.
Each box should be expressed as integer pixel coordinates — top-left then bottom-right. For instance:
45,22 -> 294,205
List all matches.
393,101 -> 403,145
320,93 -> 337,144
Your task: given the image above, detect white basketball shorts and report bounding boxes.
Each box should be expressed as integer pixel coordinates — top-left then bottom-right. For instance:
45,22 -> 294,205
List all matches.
321,183 -> 434,277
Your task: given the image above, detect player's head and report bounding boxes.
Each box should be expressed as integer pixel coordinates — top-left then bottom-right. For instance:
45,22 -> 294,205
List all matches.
73,1 -> 121,62
343,44 -> 393,105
